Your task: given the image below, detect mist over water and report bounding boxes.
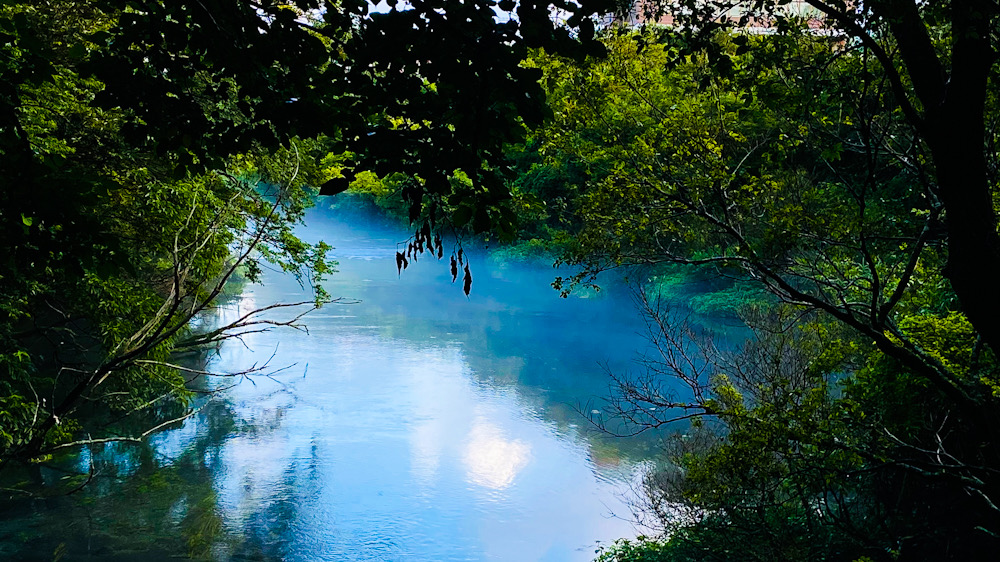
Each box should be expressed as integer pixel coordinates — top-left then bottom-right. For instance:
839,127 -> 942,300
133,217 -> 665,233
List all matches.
2,206 -> 695,561
210,206 -> 656,560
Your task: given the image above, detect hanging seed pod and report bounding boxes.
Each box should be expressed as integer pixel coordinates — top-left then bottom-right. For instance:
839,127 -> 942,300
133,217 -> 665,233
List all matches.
463,264 -> 472,296
396,251 -> 404,275
450,256 -> 458,282
402,255 -> 409,270
457,248 -> 464,265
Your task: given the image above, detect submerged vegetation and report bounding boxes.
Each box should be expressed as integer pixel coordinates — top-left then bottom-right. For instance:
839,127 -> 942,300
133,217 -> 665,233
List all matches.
4,0 -> 1000,560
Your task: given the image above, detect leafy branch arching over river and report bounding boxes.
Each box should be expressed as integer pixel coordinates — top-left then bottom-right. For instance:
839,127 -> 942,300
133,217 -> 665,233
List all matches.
5,1 -> 1000,561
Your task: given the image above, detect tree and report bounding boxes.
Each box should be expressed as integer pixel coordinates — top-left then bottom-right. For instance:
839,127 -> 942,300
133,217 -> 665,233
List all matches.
651,0 -> 1000,358
0,0 -> 607,474
518,26 -> 1000,558
0,14 -> 335,464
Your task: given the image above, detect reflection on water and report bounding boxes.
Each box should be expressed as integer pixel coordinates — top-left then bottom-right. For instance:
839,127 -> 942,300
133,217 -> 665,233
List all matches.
0,207 -> 687,561
464,421 -> 531,490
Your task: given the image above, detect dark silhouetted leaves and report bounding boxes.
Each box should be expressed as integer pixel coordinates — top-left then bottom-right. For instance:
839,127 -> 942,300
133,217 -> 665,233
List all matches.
319,173 -> 354,196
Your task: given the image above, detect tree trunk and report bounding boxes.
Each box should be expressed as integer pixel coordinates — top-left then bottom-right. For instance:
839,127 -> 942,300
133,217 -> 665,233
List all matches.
886,0 -> 1000,356
929,118 -> 1000,358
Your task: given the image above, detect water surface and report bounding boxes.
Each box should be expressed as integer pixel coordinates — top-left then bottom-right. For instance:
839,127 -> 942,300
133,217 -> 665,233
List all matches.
2,207 -> 676,561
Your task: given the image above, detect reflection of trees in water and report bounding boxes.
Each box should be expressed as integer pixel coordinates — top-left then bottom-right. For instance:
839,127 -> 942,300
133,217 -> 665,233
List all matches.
1,290 -> 333,556
0,398 -> 225,559
0,388 -> 303,561
226,465 -> 305,561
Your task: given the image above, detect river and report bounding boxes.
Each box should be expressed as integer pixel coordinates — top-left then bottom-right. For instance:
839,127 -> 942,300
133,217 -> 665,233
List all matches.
2,206 -> 690,561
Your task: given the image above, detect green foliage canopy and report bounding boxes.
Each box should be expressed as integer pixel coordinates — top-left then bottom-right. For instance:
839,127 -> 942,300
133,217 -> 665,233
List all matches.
513,23 -> 1000,559
0,0 -> 607,472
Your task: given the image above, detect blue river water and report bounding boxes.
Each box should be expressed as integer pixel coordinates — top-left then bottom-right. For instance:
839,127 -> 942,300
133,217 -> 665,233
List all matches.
1,207 -> 690,561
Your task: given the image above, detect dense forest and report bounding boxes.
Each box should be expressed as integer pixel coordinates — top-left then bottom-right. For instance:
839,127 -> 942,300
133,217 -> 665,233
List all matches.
3,1 -> 1000,560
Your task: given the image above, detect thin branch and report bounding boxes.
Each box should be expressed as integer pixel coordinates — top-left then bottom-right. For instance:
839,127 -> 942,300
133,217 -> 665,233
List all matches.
40,405 -> 206,454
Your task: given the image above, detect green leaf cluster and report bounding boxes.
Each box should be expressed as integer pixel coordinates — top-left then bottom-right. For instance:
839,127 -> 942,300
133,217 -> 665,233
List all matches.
510,26 -> 1000,561
0,2 -> 336,468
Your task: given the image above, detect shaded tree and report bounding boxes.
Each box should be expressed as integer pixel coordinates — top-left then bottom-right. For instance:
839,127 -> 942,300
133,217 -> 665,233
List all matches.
521,26 -> 1000,559
0,0 -> 607,471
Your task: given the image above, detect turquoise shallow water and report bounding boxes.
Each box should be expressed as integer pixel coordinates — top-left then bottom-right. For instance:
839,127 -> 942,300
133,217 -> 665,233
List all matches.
1,207 -> 686,561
